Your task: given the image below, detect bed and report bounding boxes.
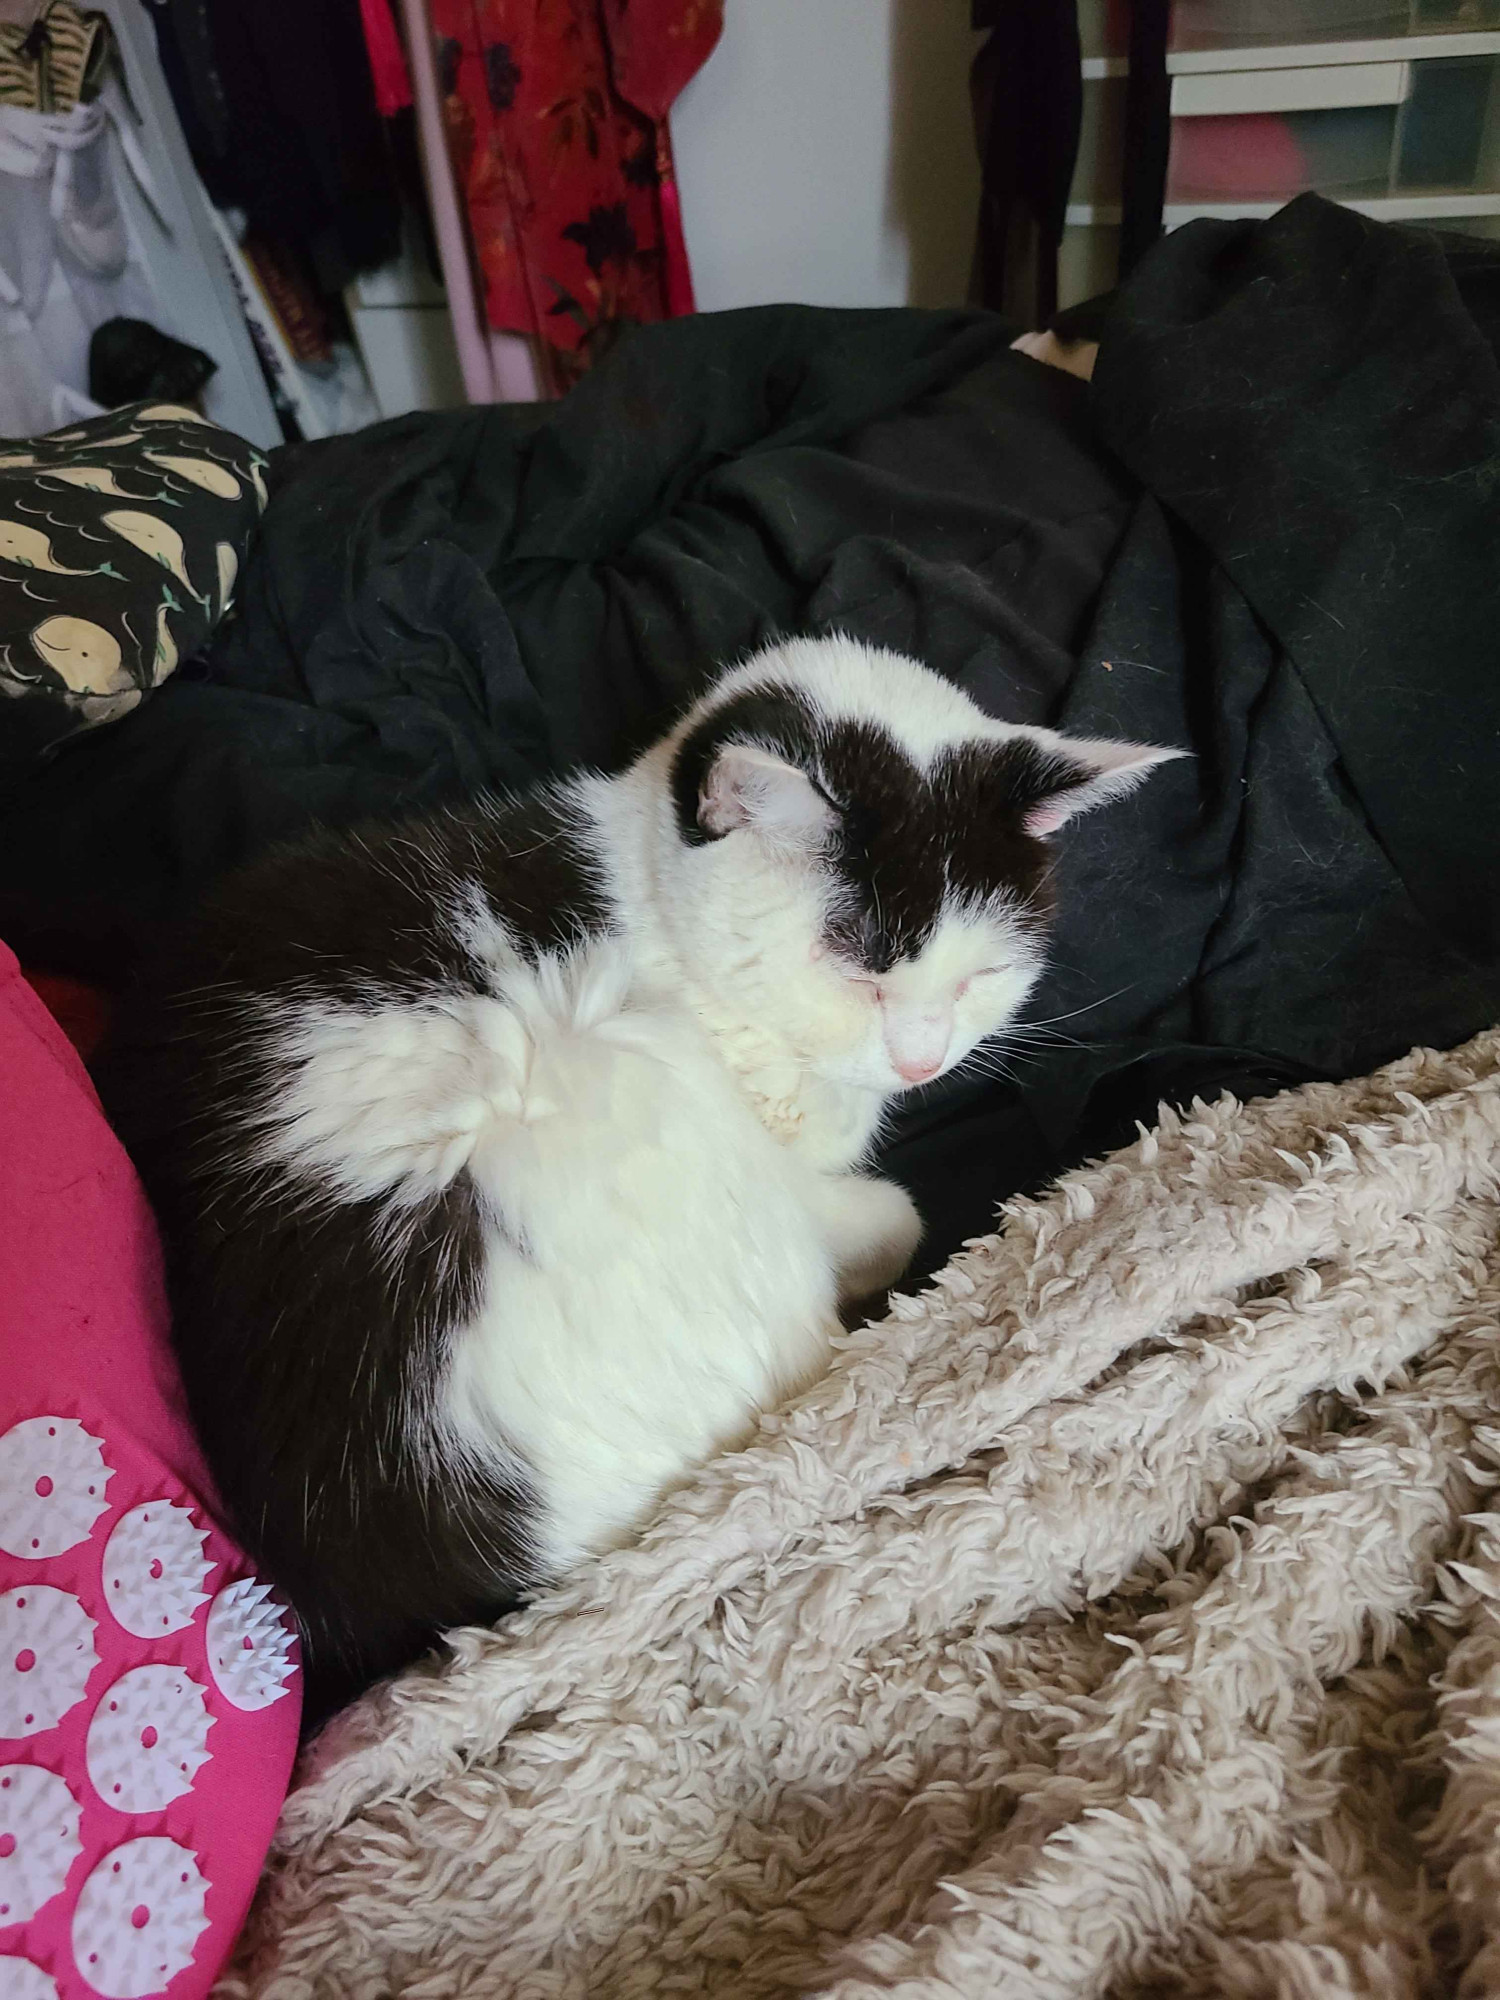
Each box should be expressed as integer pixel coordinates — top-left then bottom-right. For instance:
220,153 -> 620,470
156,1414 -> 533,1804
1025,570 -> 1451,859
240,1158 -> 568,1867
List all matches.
3,192 -> 1499,1995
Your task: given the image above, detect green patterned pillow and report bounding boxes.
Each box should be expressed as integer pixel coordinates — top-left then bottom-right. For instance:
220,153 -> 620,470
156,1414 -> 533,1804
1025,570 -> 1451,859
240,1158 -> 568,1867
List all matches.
0,403 -> 269,763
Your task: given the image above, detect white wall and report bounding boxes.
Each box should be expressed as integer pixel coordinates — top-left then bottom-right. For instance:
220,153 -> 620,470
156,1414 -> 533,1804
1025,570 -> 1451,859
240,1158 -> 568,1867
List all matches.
671,0 -> 983,314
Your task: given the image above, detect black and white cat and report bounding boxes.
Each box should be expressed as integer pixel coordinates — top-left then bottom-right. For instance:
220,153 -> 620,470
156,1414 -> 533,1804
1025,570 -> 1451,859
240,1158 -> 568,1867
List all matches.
104,637 -> 1180,1711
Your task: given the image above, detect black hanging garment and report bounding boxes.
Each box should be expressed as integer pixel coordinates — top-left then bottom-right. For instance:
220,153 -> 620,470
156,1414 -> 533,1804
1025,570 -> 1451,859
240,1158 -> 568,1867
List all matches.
1118,0 -> 1171,279
969,0 -> 1083,324
147,0 -> 400,298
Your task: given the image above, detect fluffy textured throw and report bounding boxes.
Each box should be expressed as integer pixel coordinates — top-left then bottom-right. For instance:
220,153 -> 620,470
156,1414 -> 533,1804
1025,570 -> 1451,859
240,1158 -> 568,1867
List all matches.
223,1028 -> 1500,1998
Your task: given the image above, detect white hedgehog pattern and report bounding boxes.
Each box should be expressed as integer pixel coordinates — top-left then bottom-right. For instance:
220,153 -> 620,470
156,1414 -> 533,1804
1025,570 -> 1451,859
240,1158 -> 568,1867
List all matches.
0,1588 -> 99,1737
71,1838 -> 208,1999
85,1667 -> 215,1813
0,1418 -> 112,1560
0,1956 -> 61,1999
205,1579 -> 297,1712
101,1502 -> 213,1640
0,1765 -> 82,1925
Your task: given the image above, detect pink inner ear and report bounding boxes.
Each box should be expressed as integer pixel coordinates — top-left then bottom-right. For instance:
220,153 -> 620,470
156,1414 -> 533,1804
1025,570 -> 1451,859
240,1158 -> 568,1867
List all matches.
1021,738 -> 1187,837
698,756 -> 754,836
1023,799 -> 1072,838
700,741 -> 832,843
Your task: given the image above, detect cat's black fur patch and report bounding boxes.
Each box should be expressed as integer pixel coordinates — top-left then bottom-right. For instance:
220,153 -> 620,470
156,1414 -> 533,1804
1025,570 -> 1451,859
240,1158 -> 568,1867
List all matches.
170,788 -> 613,1006
99,790 -> 609,1721
672,689 -> 1081,972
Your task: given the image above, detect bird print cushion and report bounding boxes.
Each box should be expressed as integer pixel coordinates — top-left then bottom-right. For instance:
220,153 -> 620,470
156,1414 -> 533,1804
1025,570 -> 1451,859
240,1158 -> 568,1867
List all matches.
0,405 -> 269,763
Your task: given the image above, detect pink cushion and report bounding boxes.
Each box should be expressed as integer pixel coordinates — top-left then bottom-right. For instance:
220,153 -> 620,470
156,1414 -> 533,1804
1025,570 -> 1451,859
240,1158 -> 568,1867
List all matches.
0,940 -> 301,2000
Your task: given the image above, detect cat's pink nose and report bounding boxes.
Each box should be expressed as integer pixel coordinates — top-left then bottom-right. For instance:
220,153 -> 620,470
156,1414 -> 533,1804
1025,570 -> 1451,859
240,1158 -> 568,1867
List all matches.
885,1009 -> 952,1085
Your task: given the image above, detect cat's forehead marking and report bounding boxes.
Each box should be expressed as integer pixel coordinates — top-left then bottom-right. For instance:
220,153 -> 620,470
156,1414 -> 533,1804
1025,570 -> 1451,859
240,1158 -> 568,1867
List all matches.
710,638 -> 999,768
671,655 -> 1109,977
814,721 -> 1063,974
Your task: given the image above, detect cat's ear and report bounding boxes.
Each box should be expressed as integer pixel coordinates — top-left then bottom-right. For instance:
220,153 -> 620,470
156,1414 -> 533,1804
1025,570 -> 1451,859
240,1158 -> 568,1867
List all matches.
698,742 -> 834,845
1022,737 -> 1188,838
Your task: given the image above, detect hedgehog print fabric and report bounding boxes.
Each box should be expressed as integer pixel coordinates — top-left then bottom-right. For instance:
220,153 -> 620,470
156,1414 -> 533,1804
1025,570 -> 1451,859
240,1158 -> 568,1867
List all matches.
0,940 -> 301,2000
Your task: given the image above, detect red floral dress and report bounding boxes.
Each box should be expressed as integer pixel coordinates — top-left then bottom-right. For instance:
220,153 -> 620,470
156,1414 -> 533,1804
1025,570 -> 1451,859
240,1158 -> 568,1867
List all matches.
428,0 -> 722,392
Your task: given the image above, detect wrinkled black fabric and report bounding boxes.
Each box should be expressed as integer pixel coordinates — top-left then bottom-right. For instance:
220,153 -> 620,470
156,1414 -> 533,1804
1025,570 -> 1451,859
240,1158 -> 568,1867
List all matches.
5,198 -> 1498,1279
1093,197 -> 1500,968
4,306 -> 1110,971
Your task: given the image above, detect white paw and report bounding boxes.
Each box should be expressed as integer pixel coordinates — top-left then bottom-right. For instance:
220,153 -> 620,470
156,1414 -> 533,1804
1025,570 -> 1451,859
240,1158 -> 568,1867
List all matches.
810,1173 -> 923,1303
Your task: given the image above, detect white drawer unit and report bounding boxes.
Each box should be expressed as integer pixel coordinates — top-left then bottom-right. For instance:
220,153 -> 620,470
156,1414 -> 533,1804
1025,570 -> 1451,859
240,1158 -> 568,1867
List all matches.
1062,2 -> 1500,304
1168,56 -> 1411,110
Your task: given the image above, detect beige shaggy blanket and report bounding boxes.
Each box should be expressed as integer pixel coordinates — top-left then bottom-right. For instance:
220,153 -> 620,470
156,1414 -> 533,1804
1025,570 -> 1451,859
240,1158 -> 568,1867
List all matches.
223,1028 -> 1500,2000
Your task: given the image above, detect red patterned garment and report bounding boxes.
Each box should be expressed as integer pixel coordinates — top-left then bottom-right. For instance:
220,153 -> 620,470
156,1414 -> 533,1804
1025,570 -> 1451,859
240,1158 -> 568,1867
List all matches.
428,0 -> 721,392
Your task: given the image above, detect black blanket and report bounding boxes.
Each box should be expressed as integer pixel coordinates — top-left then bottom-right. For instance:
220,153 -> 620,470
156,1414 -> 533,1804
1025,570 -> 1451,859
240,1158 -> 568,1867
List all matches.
6,196 -> 1498,1277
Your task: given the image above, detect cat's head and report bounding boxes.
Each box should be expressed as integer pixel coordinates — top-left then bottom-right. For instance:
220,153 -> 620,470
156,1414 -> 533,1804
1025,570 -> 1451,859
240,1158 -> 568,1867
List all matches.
658,638 -> 1183,1097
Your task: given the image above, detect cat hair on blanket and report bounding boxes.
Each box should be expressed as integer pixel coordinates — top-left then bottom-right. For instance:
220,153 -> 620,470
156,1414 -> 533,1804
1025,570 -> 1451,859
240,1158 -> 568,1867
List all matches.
101,636 -> 1181,1715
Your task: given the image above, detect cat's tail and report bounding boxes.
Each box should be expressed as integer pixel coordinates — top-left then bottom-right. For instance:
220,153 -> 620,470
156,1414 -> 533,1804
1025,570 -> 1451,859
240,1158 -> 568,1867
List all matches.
242,940 -> 639,1208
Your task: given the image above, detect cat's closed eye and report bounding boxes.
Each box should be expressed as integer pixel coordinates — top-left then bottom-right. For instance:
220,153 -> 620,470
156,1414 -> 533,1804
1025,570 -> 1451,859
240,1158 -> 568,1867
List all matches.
848,967 -> 1010,994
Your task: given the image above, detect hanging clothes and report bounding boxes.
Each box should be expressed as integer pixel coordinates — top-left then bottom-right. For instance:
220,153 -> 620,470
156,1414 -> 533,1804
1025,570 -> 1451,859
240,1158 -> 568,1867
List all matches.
969,0 -> 1082,325
424,0 -> 720,394
358,0 -> 413,118
147,0 -> 402,299
0,0 -> 110,112
600,0 -> 714,320
0,0 -> 277,445
1118,0 -> 1170,280
395,0 -> 510,403
0,4 -> 163,435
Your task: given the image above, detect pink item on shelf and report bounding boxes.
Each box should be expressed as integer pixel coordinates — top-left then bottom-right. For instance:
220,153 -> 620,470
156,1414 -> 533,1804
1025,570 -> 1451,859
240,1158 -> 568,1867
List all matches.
0,939 -> 301,2000
1168,113 -> 1312,201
